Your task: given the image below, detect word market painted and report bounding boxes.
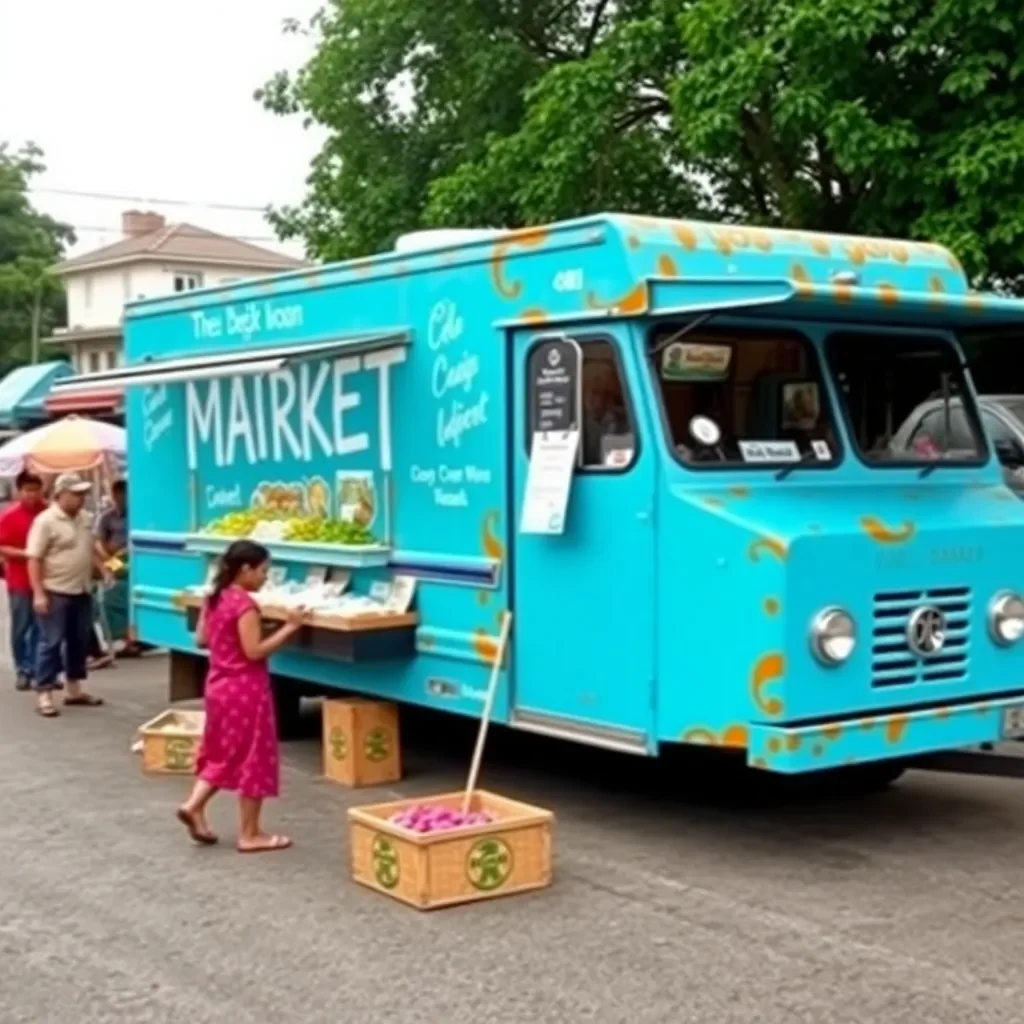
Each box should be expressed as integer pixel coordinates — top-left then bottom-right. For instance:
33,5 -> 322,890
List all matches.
186,349 -> 406,470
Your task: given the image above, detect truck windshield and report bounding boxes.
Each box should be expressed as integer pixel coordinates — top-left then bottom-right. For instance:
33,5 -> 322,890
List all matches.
826,333 -> 986,465
649,326 -> 839,468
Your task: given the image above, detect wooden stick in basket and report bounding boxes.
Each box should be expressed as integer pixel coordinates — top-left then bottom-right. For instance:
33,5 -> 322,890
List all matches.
462,611 -> 513,814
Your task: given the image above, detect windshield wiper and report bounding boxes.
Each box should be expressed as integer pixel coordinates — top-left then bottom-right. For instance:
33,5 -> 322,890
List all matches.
775,448 -> 816,481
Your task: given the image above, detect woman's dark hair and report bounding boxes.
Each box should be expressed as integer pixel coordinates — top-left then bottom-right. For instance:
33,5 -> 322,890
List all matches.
15,470 -> 42,490
207,540 -> 269,608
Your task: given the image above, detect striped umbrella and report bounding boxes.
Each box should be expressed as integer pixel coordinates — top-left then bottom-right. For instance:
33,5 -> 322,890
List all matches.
0,415 -> 125,476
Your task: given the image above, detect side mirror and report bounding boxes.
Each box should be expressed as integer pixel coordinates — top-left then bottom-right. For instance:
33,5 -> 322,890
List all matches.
994,437 -> 1024,467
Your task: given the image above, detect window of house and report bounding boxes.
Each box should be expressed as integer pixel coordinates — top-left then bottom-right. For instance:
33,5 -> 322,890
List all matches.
828,333 -> 985,465
524,338 -> 636,470
649,326 -> 838,468
87,350 -> 100,374
174,272 -> 203,292
104,348 -> 119,370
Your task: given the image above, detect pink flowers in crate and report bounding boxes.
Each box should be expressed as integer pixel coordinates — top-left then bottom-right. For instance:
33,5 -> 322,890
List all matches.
388,803 -> 495,834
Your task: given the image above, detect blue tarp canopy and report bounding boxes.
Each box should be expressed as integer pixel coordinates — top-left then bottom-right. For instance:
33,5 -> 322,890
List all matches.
0,361 -> 73,428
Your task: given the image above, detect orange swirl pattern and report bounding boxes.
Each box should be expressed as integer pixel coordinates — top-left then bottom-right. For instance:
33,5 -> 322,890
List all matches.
751,653 -> 785,716
747,537 -> 788,563
490,227 -> 550,299
585,282 -> 648,314
860,516 -> 916,545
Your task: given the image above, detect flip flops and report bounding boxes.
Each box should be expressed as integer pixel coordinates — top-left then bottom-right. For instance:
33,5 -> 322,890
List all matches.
237,835 -> 292,854
63,694 -> 104,707
176,807 -> 218,846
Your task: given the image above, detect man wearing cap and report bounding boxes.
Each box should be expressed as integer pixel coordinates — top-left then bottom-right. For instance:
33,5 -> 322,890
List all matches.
26,472 -> 112,718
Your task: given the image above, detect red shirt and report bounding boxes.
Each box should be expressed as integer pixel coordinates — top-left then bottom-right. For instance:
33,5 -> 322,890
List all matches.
0,501 -> 47,592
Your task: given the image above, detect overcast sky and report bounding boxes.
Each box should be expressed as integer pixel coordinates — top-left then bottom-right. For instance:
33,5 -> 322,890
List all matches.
1,0 -> 325,260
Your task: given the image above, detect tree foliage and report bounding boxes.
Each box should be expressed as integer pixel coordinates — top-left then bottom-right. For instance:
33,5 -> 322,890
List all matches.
264,0 -> 1024,287
0,143 -> 73,372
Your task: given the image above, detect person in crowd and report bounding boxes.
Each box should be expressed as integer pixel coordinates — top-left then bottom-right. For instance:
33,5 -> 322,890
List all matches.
0,470 -> 47,690
94,477 -> 141,658
176,540 -> 305,853
27,472 -> 112,717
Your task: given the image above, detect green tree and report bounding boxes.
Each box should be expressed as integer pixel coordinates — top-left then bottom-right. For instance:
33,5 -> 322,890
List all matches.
265,0 -> 1024,287
0,143 -> 74,373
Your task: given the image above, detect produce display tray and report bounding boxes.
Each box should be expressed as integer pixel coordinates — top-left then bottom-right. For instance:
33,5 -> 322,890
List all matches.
175,593 -> 417,664
184,533 -> 391,569
349,790 -> 554,911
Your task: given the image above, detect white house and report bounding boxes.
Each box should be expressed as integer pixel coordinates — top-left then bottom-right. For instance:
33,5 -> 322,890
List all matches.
43,210 -> 305,417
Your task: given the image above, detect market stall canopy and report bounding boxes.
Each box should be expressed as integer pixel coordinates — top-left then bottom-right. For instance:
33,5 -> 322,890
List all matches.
0,360 -> 73,428
48,329 -> 412,395
0,415 -> 126,476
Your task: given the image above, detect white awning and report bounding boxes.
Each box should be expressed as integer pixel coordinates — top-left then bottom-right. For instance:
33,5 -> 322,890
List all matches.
49,329 -> 411,396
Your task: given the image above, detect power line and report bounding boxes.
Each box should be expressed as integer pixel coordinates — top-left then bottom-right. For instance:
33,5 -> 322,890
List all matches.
30,185 -> 270,214
67,223 -> 287,245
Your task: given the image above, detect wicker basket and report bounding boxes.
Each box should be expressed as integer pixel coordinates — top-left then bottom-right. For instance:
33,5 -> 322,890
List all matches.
139,710 -> 205,774
349,789 -> 553,910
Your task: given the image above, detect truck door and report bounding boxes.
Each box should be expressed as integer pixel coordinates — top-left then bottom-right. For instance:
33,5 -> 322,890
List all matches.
510,326 -> 657,754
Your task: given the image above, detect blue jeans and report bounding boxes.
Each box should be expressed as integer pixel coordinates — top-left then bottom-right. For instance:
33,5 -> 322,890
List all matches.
8,590 -> 37,683
35,591 -> 92,693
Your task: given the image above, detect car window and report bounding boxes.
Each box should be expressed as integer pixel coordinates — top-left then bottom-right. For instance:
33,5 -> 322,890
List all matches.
828,335 -> 984,464
982,409 -> 1015,445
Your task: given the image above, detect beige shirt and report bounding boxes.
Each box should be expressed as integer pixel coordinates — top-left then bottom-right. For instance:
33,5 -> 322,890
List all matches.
27,505 -> 95,595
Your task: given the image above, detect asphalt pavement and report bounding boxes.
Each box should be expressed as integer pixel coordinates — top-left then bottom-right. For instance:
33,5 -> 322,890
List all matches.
2,613 -> 1024,1023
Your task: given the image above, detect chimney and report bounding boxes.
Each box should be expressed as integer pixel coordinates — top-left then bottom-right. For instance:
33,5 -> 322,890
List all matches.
122,209 -> 166,238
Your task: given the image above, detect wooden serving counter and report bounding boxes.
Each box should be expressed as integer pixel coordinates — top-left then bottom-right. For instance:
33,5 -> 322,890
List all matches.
174,591 -> 418,663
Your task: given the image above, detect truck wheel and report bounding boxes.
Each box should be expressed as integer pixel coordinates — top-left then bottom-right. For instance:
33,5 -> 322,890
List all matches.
856,762 -> 907,792
272,679 -> 304,740
828,761 -> 907,795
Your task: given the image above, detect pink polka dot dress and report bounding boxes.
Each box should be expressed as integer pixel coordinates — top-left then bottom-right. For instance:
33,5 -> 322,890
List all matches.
195,587 -> 280,800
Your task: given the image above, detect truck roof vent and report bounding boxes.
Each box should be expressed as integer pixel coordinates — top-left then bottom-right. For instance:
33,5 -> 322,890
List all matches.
393,229 -> 500,253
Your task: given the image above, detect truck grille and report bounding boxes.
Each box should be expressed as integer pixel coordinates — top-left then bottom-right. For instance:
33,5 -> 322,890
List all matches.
871,587 -> 971,688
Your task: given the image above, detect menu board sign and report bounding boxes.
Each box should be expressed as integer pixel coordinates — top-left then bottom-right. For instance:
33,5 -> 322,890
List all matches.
527,337 -> 583,438
520,430 -> 581,535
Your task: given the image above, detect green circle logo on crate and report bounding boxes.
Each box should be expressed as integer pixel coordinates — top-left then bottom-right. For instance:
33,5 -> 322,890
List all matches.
329,727 -> 349,761
164,738 -> 194,771
466,837 -> 513,892
371,835 -> 400,890
364,727 -> 390,763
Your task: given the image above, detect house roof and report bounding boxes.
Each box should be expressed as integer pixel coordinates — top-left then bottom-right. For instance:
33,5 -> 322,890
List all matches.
54,222 -> 307,275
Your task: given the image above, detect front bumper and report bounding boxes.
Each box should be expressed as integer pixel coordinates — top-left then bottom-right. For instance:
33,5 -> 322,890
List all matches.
746,694 -> 1024,773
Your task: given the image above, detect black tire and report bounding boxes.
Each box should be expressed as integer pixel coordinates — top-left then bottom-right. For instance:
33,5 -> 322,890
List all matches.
271,678 -> 304,740
823,761 -> 907,795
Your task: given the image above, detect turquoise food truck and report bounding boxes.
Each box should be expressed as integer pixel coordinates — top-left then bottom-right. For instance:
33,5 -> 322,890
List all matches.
50,215 -> 1024,786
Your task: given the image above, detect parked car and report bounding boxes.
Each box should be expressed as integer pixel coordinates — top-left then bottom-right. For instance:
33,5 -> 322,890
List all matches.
891,395 -> 1024,491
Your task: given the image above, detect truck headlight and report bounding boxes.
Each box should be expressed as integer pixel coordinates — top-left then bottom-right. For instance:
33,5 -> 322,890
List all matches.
810,607 -> 856,666
989,591 -> 1024,645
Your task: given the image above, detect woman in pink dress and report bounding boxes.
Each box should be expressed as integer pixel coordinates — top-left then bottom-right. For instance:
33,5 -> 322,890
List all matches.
176,540 -> 305,853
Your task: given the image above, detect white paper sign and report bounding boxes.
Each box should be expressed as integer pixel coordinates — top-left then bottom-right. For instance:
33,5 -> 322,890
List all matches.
520,430 -> 580,535
739,440 -> 800,463
811,439 -> 831,461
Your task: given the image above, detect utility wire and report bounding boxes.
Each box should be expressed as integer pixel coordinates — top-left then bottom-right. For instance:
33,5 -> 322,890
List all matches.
29,185 -> 270,213
66,224 -> 288,245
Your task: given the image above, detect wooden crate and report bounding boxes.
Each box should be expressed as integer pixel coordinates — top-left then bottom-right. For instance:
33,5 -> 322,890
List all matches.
139,709 -> 205,774
349,790 -> 554,910
322,698 -> 401,788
